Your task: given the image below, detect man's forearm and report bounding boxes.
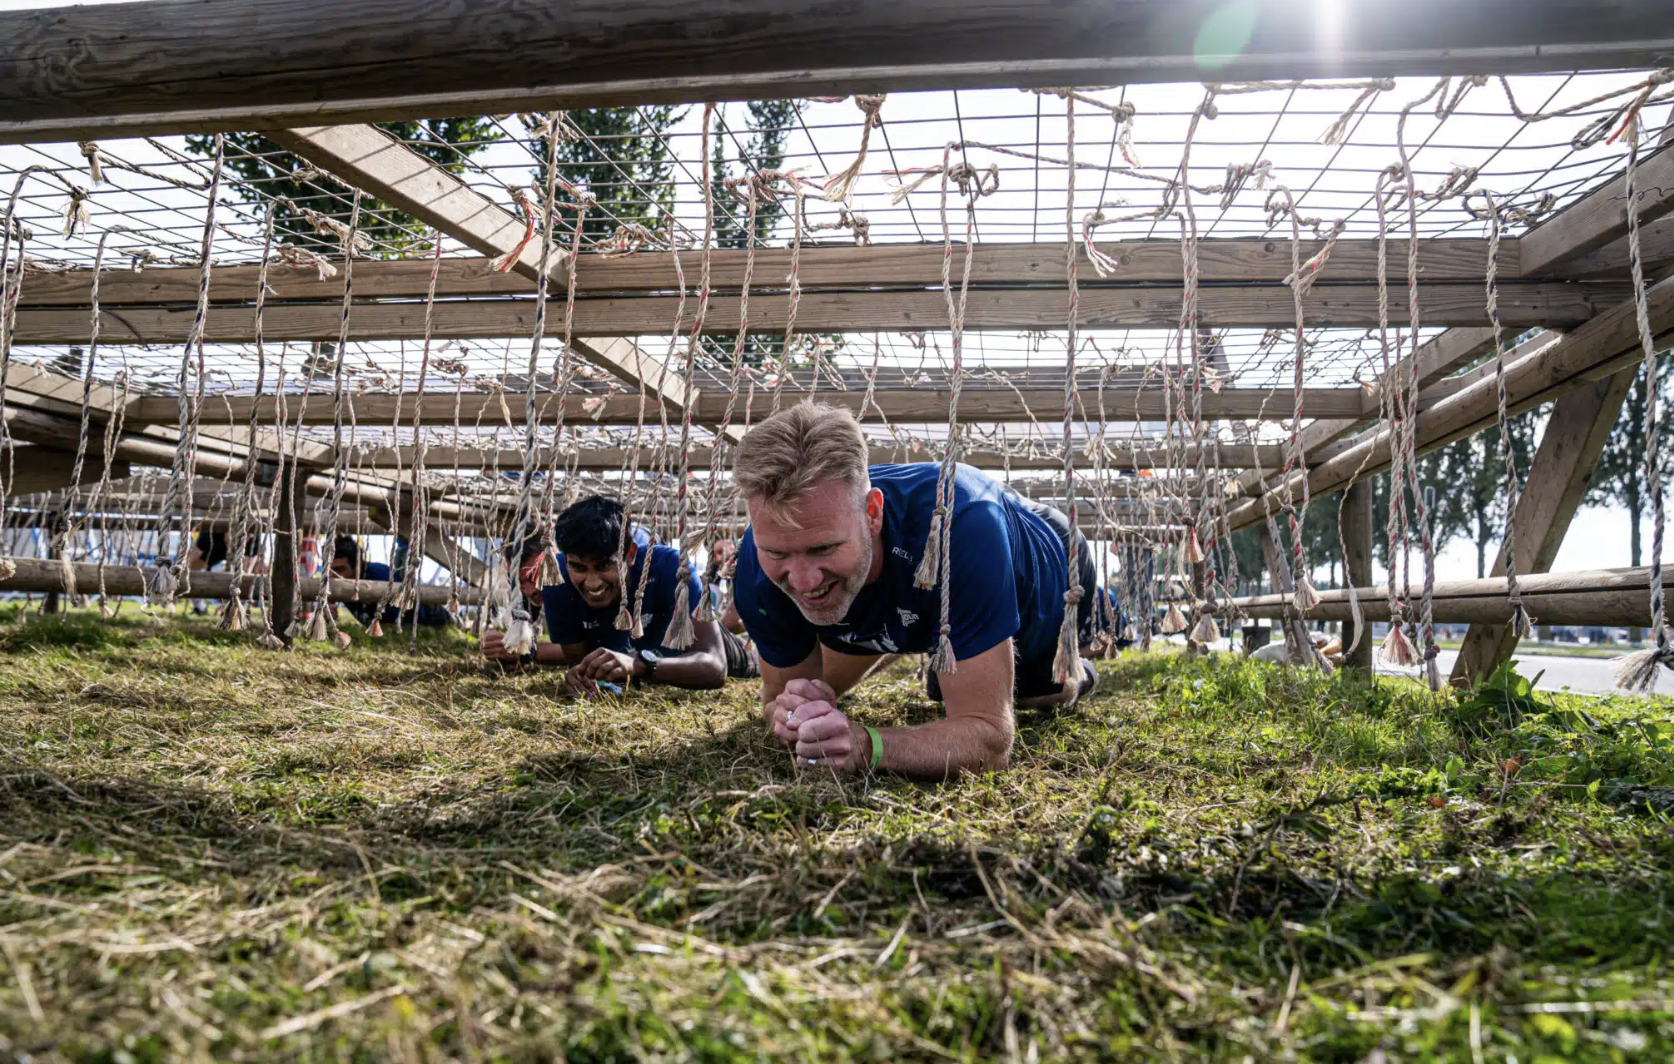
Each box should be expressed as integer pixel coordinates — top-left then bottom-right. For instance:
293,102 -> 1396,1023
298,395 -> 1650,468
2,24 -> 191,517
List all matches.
864,714 -> 1014,781
645,649 -> 726,689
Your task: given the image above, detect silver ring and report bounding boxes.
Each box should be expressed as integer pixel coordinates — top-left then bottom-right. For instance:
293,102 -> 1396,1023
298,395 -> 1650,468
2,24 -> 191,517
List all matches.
805,757 -> 819,766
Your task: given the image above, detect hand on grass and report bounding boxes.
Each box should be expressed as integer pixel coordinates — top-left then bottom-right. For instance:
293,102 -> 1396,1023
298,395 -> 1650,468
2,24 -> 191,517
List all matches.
577,647 -> 637,683
481,631 -> 519,662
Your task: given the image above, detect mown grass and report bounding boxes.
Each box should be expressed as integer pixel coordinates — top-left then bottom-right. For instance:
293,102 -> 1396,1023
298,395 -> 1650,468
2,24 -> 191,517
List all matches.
1,602 -> 1672,1062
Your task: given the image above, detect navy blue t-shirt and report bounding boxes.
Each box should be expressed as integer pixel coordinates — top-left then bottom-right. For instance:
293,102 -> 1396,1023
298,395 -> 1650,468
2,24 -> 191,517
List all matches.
734,463 -> 1070,671
542,525 -> 702,653
345,560 -> 451,628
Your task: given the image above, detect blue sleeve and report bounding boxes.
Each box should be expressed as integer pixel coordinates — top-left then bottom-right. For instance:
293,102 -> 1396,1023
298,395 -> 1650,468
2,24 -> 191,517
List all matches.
733,537 -> 818,669
544,585 -> 584,645
946,499 -> 1021,661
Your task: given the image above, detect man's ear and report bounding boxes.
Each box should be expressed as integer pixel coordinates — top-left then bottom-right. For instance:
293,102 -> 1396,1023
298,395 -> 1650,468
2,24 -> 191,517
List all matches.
865,487 -> 885,534
625,541 -> 638,567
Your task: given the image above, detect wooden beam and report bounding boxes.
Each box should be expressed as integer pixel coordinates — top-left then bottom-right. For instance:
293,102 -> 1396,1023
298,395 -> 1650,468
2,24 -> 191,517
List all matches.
1554,216 -> 1674,280
1520,143 -> 1674,276
1224,272 -> 1674,533
3,0 -> 1672,143
1226,327 -> 1499,498
1212,566 -> 1674,627
121,387 -> 1370,427
2,444 -> 129,495
16,240 -> 1510,307
350,441 -> 1289,471
0,555 -> 480,607
265,124 -> 720,436
9,282 -> 1625,345
1449,366 -> 1635,685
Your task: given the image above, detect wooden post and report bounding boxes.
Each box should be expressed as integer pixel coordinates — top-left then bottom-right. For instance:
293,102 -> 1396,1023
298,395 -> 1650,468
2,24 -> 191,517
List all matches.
41,510 -> 63,614
1341,478 -> 1375,670
1450,367 -> 1636,685
1258,517 -> 1317,665
269,462 -> 305,645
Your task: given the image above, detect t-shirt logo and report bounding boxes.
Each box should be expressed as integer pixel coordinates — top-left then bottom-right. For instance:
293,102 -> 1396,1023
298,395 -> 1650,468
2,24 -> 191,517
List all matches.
897,607 -> 919,627
892,546 -> 912,561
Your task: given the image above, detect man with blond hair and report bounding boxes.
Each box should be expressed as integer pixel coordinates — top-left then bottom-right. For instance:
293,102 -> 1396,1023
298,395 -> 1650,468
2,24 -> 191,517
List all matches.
732,401 -> 1099,780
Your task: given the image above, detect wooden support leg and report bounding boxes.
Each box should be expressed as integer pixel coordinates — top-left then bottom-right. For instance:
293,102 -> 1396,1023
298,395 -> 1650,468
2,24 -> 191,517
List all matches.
1259,516 -> 1329,670
1450,367 -> 1636,686
270,464 -> 303,645
42,510 -> 63,614
1341,478 -> 1375,670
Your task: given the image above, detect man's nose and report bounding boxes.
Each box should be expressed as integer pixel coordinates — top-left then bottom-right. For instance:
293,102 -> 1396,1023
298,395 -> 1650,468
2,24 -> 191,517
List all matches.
787,559 -> 825,591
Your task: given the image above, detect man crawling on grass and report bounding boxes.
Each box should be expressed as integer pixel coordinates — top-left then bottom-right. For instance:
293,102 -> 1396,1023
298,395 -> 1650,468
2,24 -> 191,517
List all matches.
481,495 -> 759,696
731,401 -> 1099,780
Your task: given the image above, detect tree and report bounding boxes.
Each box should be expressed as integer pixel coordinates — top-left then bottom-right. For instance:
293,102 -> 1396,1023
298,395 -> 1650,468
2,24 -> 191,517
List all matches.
1588,354 -> 1674,568
188,119 -> 499,253
704,100 -> 826,370
1424,410 -> 1538,578
548,106 -> 686,242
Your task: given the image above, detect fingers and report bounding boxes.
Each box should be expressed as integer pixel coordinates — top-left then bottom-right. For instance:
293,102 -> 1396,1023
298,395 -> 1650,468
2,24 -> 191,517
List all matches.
795,719 -> 854,767
796,713 -> 849,744
784,698 -> 838,728
785,678 -> 836,703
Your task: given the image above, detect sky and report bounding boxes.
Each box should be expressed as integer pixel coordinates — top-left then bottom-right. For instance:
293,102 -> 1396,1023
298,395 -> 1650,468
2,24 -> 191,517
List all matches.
1,0 -> 1668,585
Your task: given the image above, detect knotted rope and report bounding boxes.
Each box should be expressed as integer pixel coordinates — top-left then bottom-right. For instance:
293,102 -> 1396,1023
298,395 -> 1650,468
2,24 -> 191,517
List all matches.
1613,122 -> 1674,692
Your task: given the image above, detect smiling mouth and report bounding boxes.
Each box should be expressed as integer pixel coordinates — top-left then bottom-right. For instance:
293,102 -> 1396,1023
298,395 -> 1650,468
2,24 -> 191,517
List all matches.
797,579 -> 838,605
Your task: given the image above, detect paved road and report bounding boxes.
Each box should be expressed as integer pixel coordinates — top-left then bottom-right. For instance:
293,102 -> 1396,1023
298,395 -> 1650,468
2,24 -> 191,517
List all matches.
1379,649 -> 1674,697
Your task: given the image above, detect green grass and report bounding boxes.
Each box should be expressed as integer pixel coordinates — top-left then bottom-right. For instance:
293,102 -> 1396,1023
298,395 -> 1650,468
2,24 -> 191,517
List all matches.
2,603 -> 1673,1062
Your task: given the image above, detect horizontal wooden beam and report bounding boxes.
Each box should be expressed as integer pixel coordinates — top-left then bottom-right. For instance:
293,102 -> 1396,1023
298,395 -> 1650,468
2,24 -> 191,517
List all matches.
10,283 -> 1625,344
0,556 -> 480,607
1209,566 -> 1671,627
1224,272 -> 1674,531
3,0 -> 1671,143
121,387 -> 1370,427
1519,143 -> 1674,276
350,441 -> 1288,471
17,240 -> 1511,308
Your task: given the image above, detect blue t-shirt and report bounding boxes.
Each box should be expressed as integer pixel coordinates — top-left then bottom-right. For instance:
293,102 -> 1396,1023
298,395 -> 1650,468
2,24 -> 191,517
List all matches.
542,525 -> 702,653
346,559 -> 451,627
734,463 -> 1070,671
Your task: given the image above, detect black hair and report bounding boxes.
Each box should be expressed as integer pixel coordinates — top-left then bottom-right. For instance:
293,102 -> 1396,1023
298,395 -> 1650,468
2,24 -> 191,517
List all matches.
554,495 -> 625,562
332,535 -> 359,570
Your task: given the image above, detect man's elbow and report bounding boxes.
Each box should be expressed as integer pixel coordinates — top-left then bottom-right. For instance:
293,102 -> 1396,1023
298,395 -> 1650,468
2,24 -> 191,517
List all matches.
970,716 -> 1016,772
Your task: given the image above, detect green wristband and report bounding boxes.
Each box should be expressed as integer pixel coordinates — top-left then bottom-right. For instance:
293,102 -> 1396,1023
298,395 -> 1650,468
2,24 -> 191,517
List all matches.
864,725 -> 884,773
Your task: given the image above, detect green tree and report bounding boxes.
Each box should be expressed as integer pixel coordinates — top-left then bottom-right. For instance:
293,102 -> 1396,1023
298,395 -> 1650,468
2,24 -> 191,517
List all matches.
188,119 -> 499,254
547,106 -> 686,242
1588,355 -> 1674,568
1424,410 -> 1538,578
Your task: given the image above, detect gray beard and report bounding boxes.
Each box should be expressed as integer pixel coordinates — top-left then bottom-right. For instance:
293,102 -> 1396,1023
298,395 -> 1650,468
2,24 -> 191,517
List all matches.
777,537 -> 873,627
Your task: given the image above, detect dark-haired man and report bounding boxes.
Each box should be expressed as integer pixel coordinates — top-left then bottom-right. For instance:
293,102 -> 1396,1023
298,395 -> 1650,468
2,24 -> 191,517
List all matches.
481,495 -> 759,697
329,535 -> 452,630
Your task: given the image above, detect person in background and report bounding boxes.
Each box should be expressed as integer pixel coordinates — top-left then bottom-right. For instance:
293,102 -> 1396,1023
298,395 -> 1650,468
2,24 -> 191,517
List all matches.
480,496 -> 759,697
1250,629 -> 1343,667
329,535 -> 452,630
705,537 -> 750,636
1082,586 -> 1132,657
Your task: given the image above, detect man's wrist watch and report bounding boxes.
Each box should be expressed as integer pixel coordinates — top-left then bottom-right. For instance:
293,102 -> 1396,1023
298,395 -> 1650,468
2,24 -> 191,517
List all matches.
519,648 -> 537,666
638,648 -> 661,680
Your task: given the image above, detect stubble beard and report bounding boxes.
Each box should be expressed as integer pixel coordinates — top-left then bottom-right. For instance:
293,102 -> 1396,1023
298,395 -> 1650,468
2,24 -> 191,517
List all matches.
778,536 -> 873,627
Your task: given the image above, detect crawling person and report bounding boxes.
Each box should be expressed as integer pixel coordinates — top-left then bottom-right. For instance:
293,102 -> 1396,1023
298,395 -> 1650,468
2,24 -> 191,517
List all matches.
1250,628 -> 1343,667
730,401 -> 1100,781
480,495 -> 760,696
328,535 -> 453,630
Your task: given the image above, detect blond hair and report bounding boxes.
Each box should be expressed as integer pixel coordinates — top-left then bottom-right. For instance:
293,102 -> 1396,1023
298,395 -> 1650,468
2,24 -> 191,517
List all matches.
732,401 -> 869,509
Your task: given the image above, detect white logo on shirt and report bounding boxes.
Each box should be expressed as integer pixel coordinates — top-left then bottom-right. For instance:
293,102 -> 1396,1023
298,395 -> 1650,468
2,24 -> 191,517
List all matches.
897,607 -> 919,627
892,546 -> 912,561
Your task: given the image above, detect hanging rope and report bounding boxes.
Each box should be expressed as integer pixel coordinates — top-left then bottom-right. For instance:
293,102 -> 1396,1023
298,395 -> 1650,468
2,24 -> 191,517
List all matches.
663,103 -> 719,652
1051,94 -> 1086,684
154,135 -> 224,608
1614,122 -> 1674,692
915,142 -> 992,676
820,95 -> 885,204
